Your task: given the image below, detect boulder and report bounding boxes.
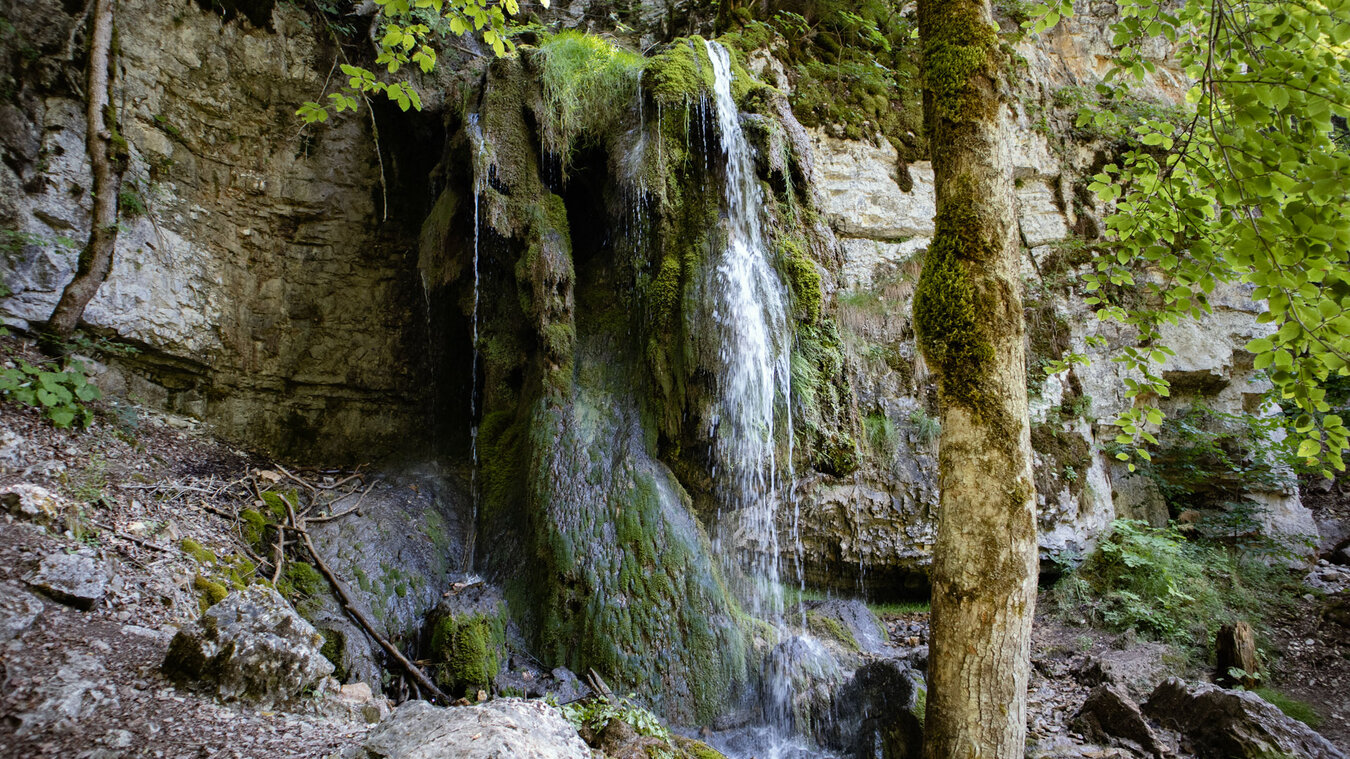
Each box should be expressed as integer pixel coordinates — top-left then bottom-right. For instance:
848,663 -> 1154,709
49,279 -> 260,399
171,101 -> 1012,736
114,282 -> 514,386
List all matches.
762,635 -> 844,738
1071,643 -> 1173,700
804,599 -> 890,654
424,582 -> 508,699
162,585 -> 334,707
1143,678 -> 1345,759
26,550 -> 109,610
822,659 -> 925,759
1072,683 -> 1165,757
2,483 -> 67,526
0,581 -> 44,642
337,698 -> 593,759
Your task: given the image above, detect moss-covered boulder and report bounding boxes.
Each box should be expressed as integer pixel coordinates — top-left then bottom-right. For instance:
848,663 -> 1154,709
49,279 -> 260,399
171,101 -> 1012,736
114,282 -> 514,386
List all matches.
425,584 -> 509,698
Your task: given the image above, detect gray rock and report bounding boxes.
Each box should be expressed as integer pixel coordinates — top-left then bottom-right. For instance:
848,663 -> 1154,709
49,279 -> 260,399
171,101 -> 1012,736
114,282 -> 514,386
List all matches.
762,635 -> 844,738
1144,678 -> 1346,759
0,581 -> 44,642
162,585 -> 333,707
15,651 -> 117,736
1070,643 -> 1173,700
26,551 -> 110,610
1,483 -> 67,526
1072,683 -> 1164,757
823,659 -> 925,759
338,698 -> 593,759
805,599 -> 890,654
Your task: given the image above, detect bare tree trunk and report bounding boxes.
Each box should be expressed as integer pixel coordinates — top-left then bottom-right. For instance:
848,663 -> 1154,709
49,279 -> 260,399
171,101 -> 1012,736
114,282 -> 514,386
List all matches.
913,0 -> 1038,756
44,0 -> 125,347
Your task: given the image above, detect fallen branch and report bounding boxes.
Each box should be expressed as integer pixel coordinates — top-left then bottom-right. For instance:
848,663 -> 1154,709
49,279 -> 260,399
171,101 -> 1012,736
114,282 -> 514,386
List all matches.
295,525 -> 450,704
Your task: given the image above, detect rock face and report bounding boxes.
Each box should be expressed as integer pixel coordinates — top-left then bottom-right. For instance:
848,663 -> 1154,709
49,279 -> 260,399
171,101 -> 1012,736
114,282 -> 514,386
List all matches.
303,470 -> 470,691
1144,678 -> 1346,759
0,0 -> 430,463
338,698 -> 593,759
26,551 -> 110,610
163,585 -> 334,707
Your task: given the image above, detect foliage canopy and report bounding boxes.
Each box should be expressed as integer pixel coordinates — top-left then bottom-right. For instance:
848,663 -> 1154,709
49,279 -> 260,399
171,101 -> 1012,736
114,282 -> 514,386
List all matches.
1033,0 -> 1350,475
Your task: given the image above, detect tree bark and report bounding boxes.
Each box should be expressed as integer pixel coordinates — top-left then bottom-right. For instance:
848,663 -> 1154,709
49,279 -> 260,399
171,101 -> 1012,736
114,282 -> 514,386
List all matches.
913,0 -> 1038,757
45,0 -> 125,347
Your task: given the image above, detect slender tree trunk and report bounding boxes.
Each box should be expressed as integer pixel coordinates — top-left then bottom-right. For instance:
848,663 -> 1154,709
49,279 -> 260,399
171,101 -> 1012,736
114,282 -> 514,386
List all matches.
45,0 -> 125,347
913,0 -> 1038,756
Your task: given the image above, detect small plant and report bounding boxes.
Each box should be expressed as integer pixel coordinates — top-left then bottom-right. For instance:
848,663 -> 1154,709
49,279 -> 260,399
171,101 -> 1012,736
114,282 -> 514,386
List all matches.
909,408 -> 940,445
560,693 -> 670,741
0,359 -> 102,427
863,412 -> 899,456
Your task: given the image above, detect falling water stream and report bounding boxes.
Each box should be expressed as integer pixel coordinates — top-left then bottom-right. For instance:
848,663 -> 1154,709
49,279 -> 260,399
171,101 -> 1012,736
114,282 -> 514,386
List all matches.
699,40 -> 827,759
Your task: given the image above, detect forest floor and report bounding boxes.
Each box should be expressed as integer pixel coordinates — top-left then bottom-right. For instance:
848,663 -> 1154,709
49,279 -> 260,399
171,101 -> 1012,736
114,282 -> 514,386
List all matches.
0,339 -> 375,757
1,332 -> 1347,758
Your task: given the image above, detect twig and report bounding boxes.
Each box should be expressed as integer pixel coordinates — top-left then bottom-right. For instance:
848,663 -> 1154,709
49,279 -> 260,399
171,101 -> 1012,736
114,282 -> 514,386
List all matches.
296,526 -> 450,704
270,529 -> 286,584
306,483 -> 373,524
91,520 -> 174,552
276,464 -> 318,494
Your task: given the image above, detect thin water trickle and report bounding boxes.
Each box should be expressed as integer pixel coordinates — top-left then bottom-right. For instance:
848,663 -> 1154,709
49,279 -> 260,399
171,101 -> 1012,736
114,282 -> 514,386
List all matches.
463,114 -> 488,573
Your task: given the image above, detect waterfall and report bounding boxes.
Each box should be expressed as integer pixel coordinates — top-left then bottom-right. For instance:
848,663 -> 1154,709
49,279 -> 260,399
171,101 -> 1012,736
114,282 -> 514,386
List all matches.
701,37 -> 793,624
699,40 -> 822,758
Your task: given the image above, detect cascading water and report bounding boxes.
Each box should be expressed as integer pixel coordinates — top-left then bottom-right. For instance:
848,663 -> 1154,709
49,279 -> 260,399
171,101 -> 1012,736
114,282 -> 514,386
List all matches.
699,39 -> 824,759
700,39 -> 792,620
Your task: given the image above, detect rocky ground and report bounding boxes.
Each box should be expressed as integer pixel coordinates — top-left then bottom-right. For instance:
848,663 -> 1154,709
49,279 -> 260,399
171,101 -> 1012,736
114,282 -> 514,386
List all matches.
2,329 -> 1348,759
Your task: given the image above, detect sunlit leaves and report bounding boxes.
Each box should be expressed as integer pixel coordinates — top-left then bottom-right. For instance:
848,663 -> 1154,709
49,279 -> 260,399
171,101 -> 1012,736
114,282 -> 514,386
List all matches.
1031,0 -> 1350,475
297,0 -> 539,124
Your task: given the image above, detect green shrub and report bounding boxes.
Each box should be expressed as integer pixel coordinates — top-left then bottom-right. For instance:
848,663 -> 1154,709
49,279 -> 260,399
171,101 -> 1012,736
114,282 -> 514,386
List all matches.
0,359 -> 101,427
560,693 -> 670,741
863,412 -> 899,455
1053,520 -> 1300,653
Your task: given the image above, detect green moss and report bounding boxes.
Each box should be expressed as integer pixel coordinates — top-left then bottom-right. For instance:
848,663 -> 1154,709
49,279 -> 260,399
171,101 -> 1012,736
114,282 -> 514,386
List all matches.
919,0 -> 1000,123
239,508 -> 268,550
429,606 -> 508,697
535,31 -> 644,162
792,320 -> 860,476
643,37 -> 715,105
320,627 -> 348,681
194,574 -> 228,611
912,192 -> 996,412
806,610 -> 860,651
259,490 -> 296,521
180,538 -> 217,565
278,561 -> 326,599
778,238 -> 822,323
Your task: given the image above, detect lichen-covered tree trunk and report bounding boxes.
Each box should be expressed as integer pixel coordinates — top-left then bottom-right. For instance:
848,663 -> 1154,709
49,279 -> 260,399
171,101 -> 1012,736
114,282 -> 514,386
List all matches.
912,0 -> 1038,756
45,0 -> 126,345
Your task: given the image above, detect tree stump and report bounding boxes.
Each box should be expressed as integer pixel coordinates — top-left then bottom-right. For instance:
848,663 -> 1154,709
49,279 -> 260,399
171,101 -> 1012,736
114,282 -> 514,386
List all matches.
1215,621 -> 1259,688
